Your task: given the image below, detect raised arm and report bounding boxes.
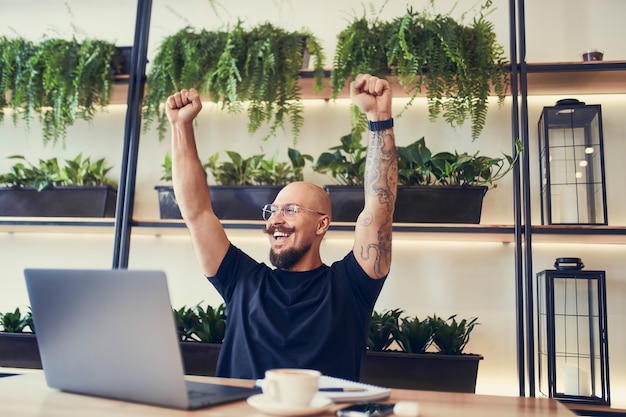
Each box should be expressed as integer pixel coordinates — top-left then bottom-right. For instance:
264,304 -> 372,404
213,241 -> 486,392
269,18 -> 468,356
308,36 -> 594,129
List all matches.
349,74 -> 398,279
166,88 -> 230,276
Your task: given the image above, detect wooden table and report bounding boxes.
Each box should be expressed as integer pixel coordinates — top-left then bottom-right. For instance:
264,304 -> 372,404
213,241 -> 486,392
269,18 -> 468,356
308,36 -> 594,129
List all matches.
0,372 -> 575,416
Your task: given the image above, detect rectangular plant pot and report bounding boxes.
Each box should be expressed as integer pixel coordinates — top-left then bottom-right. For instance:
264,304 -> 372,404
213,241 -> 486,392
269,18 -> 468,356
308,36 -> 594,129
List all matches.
0,186 -> 117,217
324,185 -> 488,224
155,185 -> 282,221
0,333 -> 42,369
180,342 -> 222,377
360,351 -> 483,393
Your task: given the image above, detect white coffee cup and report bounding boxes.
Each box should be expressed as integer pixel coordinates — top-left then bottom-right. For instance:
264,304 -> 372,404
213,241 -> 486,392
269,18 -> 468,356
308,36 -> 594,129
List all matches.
263,368 -> 321,407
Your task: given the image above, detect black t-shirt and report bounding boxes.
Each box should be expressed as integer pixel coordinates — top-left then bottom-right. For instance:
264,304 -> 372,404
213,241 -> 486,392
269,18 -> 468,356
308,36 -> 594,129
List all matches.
207,244 -> 386,380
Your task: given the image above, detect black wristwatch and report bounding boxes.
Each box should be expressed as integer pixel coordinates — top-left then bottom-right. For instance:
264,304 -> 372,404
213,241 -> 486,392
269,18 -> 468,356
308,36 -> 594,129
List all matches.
367,118 -> 394,131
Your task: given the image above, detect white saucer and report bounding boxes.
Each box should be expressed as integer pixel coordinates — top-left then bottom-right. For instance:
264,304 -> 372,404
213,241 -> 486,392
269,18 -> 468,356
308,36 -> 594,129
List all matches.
247,394 -> 333,416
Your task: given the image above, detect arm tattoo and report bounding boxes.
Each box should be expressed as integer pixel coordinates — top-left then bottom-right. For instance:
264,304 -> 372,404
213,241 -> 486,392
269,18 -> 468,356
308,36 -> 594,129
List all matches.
357,129 -> 397,277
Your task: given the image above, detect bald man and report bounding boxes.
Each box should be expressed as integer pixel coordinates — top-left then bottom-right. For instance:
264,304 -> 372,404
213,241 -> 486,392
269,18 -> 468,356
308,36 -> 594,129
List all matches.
166,73 -> 397,381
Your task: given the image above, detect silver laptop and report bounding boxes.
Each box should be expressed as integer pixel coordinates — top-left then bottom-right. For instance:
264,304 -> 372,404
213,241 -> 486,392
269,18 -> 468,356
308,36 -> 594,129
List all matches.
23,268 -> 259,410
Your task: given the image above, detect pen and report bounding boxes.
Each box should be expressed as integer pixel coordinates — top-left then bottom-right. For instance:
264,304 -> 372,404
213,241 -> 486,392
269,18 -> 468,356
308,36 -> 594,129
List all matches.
318,387 -> 367,392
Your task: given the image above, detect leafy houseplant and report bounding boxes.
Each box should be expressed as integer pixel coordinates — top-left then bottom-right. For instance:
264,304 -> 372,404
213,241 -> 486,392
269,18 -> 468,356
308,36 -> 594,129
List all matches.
0,36 -> 117,145
367,308 -> 403,352
0,307 -> 40,369
361,309 -> 483,392
155,148 -> 313,220
315,132 -> 519,223
0,154 -> 118,217
331,0 -> 508,141
174,303 -> 226,344
143,22 -> 325,142
172,303 -> 226,376
0,308 -> 34,333
430,314 -> 479,355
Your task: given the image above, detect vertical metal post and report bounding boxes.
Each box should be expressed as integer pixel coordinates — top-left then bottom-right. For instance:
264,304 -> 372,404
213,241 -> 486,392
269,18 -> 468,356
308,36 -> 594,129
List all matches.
112,0 -> 153,269
516,0 -> 536,397
509,0 -> 526,398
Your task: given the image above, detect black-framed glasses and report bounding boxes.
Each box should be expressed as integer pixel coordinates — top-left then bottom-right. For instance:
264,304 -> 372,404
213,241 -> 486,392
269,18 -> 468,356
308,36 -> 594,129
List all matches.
262,203 -> 326,221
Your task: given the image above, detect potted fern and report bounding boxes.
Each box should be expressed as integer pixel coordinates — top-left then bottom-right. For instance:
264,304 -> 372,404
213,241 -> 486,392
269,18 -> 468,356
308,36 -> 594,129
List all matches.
0,36 -> 118,146
314,131 -> 519,223
0,154 -> 118,217
155,148 -> 312,220
330,0 -> 508,141
142,22 -> 325,143
361,310 -> 483,393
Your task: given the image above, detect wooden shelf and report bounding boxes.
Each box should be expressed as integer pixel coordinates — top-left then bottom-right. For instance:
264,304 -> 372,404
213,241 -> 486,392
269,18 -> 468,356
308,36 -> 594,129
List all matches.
523,61 -> 626,95
110,61 -> 626,105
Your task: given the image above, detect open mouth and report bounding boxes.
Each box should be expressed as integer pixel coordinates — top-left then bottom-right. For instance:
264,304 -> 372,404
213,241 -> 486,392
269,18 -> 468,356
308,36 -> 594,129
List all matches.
273,231 -> 292,241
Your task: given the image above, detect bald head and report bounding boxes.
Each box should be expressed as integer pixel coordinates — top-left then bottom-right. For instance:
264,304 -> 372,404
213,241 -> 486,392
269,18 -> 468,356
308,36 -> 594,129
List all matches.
275,182 -> 332,220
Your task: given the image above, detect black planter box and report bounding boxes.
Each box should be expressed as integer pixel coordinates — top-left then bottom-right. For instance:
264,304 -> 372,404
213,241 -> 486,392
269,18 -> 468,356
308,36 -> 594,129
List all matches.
361,351 -> 483,393
324,185 -> 488,224
180,342 -> 222,376
0,333 -> 42,369
0,186 -> 117,217
0,333 -> 222,376
155,185 -> 282,221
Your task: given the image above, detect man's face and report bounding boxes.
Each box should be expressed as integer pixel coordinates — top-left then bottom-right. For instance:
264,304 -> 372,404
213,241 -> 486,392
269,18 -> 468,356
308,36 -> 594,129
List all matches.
263,203 -> 317,270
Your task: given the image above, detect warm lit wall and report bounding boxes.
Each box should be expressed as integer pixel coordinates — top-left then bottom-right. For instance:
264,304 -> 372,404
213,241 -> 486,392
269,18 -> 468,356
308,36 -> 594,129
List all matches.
1,0 -> 625,405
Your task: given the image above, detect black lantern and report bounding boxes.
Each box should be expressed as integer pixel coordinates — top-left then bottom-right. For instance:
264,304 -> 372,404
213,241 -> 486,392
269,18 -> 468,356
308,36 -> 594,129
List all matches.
537,258 -> 610,406
538,99 -> 608,225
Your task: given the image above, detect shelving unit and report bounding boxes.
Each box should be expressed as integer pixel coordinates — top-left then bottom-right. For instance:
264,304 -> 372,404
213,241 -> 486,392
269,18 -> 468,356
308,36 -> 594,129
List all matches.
512,0 -> 626,402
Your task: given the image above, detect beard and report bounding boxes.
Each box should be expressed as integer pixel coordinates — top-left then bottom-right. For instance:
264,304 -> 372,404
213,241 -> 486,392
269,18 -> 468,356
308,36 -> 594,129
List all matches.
263,225 -> 311,270
269,243 -> 311,270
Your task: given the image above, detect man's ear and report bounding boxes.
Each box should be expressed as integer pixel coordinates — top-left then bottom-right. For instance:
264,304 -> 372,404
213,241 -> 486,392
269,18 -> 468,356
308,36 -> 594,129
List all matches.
316,215 -> 331,235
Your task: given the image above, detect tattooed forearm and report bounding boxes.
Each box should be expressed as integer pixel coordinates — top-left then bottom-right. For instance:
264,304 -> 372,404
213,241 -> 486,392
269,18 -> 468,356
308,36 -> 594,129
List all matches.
356,128 -> 397,277
364,130 -> 397,220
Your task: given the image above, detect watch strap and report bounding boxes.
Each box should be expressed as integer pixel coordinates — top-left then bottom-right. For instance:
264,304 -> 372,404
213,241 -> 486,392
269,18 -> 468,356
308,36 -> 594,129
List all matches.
367,118 -> 394,131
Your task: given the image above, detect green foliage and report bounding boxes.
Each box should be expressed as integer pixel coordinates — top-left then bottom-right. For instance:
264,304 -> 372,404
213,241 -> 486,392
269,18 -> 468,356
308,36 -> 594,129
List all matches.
0,307 -> 34,333
430,314 -> 479,355
206,148 -> 312,186
0,35 -> 116,146
0,153 -> 117,191
395,316 -> 433,354
194,304 -> 227,344
173,303 -> 226,343
160,148 -> 312,186
313,129 -> 368,186
331,0 -> 508,141
367,308 -> 403,352
368,309 -> 479,355
397,137 -> 522,188
316,132 -> 520,188
143,22 -> 325,142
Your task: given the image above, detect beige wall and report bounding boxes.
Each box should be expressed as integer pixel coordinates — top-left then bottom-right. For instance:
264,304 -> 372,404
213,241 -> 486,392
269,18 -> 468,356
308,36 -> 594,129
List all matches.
1,0 -> 626,405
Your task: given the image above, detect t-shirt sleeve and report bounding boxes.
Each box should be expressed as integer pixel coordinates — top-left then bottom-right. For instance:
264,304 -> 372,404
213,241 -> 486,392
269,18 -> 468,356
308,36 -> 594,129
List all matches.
340,251 -> 387,307
206,243 -> 261,303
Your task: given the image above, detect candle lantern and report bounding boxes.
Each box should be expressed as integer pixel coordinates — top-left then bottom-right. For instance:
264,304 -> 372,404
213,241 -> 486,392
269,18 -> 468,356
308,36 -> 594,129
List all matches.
538,99 -> 608,225
537,257 -> 610,405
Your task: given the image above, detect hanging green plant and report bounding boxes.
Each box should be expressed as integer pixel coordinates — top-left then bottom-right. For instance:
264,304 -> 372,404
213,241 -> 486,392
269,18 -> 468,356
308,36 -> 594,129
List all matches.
0,36 -> 116,146
143,22 -> 325,142
331,0 -> 508,141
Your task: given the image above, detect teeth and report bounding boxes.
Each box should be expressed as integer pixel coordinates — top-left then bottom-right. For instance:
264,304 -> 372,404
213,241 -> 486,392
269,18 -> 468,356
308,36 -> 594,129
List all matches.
274,232 -> 289,238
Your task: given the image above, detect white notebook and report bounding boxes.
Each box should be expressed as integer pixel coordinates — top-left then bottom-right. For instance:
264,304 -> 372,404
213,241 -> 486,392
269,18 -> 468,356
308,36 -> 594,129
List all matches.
256,375 -> 391,403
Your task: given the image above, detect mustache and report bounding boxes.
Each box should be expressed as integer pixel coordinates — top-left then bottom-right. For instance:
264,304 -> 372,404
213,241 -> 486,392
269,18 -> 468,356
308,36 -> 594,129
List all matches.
262,225 -> 295,235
